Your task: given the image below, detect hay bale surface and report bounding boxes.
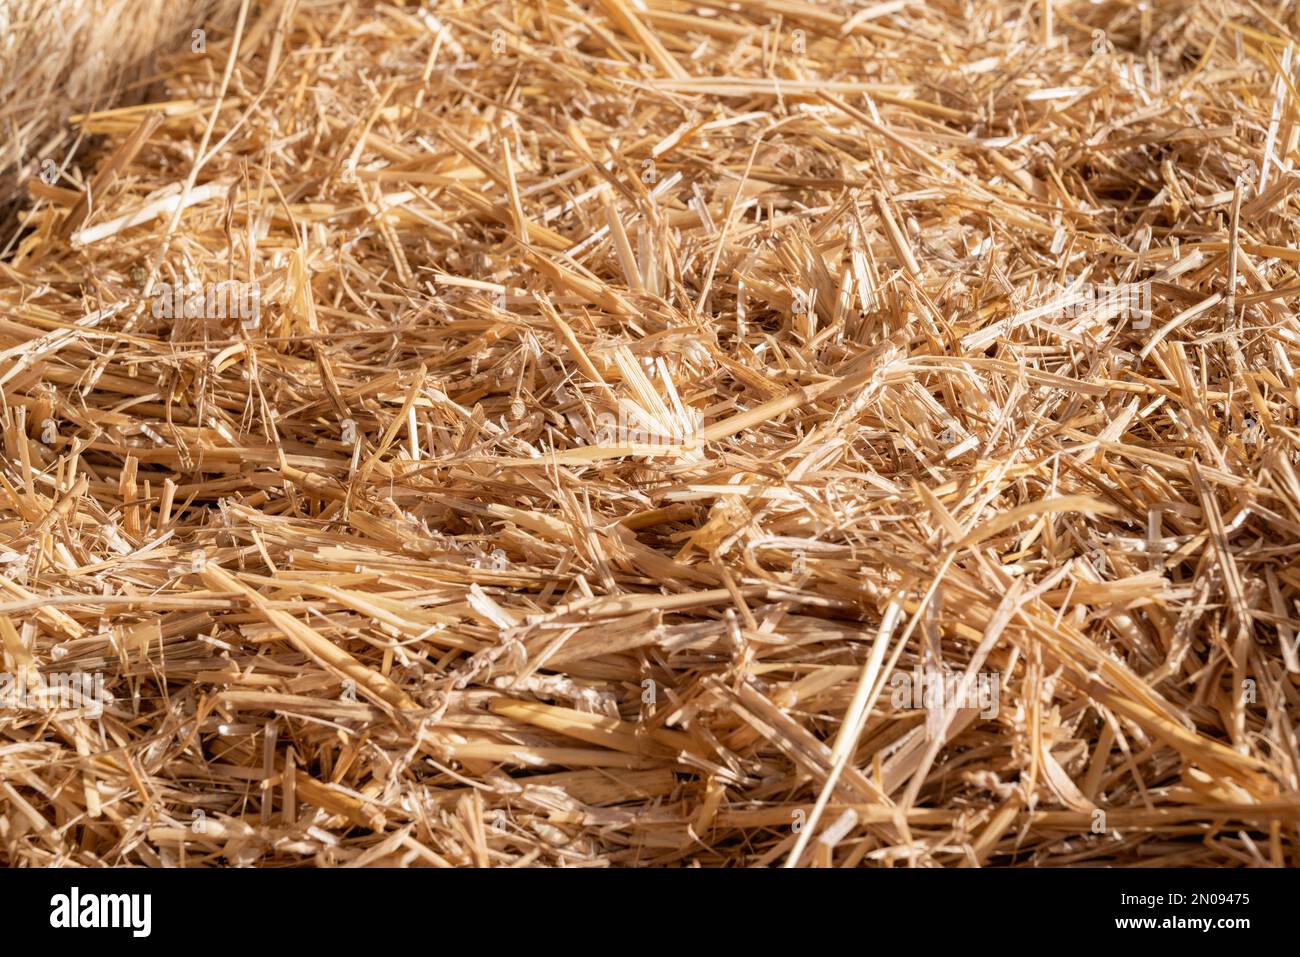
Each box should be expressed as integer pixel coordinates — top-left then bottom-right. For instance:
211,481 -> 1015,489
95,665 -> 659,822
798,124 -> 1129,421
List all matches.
1,0 -> 1299,867
0,0 -> 239,223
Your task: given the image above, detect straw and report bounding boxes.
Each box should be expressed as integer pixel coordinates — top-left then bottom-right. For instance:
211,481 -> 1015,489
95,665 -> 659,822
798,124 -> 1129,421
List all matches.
1,0 -> 1298,868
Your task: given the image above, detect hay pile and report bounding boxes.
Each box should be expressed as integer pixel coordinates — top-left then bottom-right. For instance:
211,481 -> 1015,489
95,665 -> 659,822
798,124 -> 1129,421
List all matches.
1,0 -> 1299,867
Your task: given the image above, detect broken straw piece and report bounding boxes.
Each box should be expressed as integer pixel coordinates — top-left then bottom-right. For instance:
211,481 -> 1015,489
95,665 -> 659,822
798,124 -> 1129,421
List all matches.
71,181 -> 229,246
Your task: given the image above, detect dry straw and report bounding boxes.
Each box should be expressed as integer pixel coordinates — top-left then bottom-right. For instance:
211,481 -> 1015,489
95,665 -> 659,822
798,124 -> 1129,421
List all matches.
0,0 -> 1299,867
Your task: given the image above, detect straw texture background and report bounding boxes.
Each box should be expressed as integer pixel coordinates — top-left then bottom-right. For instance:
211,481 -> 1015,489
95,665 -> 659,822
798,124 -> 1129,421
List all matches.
1,0 -> 1299,867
